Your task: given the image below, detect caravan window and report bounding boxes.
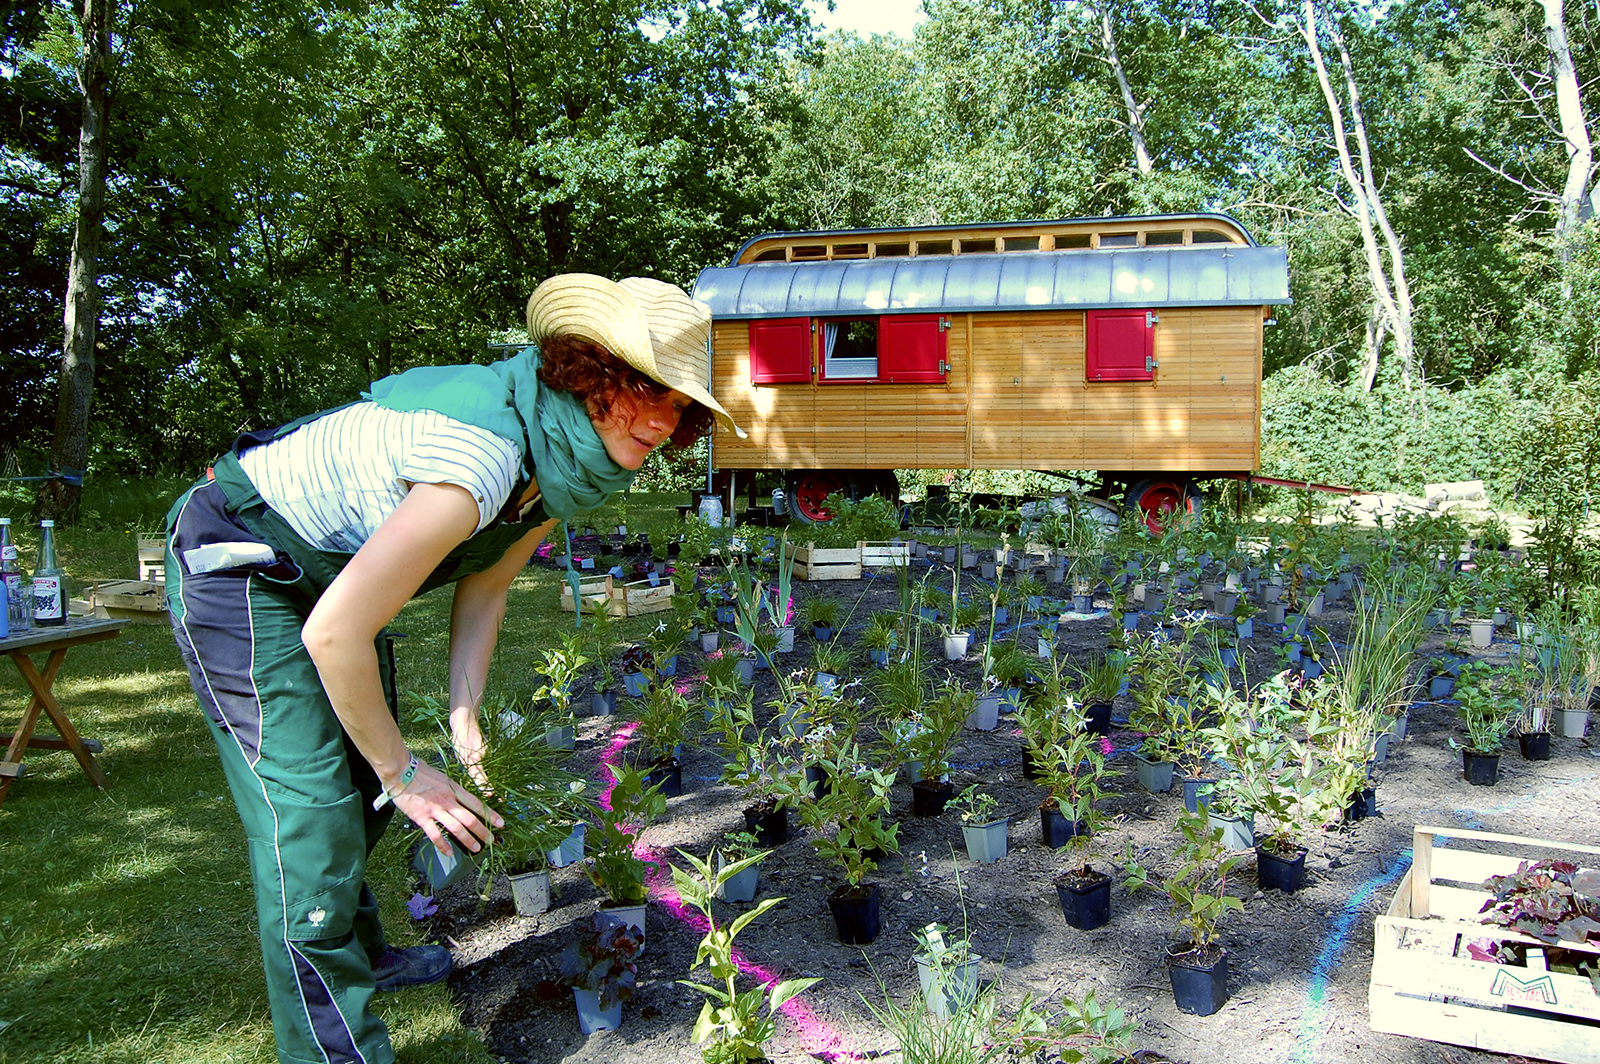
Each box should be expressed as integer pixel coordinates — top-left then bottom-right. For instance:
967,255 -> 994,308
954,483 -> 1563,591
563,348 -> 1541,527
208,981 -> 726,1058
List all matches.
820,320 -> 879,380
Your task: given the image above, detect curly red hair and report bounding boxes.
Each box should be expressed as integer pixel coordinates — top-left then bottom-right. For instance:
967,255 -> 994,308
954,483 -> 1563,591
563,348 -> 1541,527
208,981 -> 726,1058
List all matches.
537,334 -> 712,448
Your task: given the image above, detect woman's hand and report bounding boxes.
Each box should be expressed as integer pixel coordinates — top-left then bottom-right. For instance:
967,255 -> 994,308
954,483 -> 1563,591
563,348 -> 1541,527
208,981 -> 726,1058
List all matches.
390,759 -> 505,857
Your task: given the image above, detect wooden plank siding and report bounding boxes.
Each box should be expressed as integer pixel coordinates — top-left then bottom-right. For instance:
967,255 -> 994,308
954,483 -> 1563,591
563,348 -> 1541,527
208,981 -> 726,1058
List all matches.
710,307 -> 1261,472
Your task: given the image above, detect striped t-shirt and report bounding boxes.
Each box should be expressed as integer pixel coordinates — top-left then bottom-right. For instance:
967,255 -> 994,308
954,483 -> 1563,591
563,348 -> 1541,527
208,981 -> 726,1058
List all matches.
239,403 -> 522,552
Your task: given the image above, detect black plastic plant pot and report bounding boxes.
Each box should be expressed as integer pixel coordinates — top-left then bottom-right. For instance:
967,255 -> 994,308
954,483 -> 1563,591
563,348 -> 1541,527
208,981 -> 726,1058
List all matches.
1168,945 -> 1229,1016
1518,732 -> 1552,762
1255,844 -> 1308,893
1054,869 -> 1111,930
911,778 -> 954,817
1462,749 -> 1500,786
744,803 -> 789,846
1343,785 -> 1378,822
1084,702 -> 1112,736
827,882 -> 882,945
1182,776 -> 1217,815
645,758 -> 683,798
1021,748 -> 1043,781
1039,804 -> 1083,849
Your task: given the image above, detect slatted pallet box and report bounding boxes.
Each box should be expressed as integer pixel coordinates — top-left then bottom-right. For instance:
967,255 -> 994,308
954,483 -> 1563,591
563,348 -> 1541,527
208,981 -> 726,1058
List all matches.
1369,825 -> 1600,1064
558,575 -> 675,617
783,542 -> 862,582
859,541 -> 911,568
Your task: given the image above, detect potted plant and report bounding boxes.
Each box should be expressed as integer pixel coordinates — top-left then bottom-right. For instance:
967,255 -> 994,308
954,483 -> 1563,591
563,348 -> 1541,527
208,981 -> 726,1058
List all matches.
907,675 -> 972,815
1034,722 -> 1114,850
1123,809 -> 1245,1016
583,607 -> 620,715
1049,734 -> 1116,930
1450,660 -> 1519,785
799,743 -> 900,944
810,641 -> 850,694
1015,573 -> 1046,617
620,644 -> 654,697
1074,653 -> 1124,735
644,616 -> 685,678
634,678 -> 692,796
586,762 -> 668,938
1205,675 -> 1342,892
804,595 -> 842,643
419,691 -> 590,912
710,830 -> 768,903
671,848 -> 821,1061
950,784 -> 1008,864
533,630 -> 589,750
1514,643 -> 1555,761
708,691 -> 810,844
862,613 -> 897,666
911,921 -> 982,1021
559,910 -> 643,1034
1018,662 -> 1074,781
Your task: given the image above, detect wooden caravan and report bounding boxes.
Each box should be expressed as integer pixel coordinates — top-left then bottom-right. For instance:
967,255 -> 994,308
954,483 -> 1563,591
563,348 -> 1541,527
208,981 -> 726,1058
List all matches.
691,214 -> 1292,524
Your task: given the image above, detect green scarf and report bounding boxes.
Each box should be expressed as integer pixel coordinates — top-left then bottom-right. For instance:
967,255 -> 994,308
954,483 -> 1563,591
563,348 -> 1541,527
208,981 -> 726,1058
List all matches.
363,346 -> 635,519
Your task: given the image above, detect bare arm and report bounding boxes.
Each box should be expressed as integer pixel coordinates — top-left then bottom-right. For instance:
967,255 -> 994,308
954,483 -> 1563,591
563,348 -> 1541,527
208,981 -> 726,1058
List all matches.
446,518 -> 558,782
301,481 -> 505,856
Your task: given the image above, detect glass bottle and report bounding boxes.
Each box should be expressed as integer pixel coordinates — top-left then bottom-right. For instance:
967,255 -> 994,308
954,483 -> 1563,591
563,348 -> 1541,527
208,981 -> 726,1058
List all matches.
0,517 -> 22,633
33,519 -> 66,627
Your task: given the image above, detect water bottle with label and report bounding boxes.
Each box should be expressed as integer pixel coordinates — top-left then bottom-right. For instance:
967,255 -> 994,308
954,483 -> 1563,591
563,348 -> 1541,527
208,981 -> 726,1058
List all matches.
33,519 -> 66,627
0,517 -> 23,633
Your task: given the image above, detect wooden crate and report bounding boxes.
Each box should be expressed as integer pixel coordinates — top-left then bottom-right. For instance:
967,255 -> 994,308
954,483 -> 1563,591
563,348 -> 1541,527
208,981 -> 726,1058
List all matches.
783,542 -> 862,581
1369,825 -> 1600,1064
83,579 -> 168,622
558,575 -> 675,617
858,541 -> 910,568
137,534 -> 167,583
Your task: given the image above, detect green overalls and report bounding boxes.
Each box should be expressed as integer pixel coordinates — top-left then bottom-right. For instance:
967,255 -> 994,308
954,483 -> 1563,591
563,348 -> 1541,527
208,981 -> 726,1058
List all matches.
165,414 -> 542,1064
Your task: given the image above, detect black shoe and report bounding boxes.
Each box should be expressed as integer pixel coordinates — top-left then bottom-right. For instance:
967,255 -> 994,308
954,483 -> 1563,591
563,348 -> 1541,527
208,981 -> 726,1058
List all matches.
373,944 -> 453,991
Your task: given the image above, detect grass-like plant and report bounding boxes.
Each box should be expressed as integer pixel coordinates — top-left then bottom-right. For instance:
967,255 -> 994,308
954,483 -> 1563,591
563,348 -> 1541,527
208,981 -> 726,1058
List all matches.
411,690 -> 591,896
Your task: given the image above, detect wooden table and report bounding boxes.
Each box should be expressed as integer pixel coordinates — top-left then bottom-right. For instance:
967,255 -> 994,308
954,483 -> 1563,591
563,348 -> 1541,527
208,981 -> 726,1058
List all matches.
0,617 -> 126,807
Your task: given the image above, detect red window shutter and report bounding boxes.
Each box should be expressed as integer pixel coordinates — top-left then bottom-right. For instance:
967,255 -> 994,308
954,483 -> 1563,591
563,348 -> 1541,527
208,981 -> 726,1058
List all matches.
879,314 -> 947,383
1086,309 -> 1155,381
749,318 -> 812,384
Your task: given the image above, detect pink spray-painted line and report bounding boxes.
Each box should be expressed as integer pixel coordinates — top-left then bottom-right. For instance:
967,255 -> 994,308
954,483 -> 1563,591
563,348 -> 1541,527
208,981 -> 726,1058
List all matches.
591,719 -> 858,1061
596,721 -> 638,812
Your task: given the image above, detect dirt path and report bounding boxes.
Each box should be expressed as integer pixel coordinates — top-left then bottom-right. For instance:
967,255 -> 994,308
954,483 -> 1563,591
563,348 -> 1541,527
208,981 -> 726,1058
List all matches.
425,561 -> 1599,1064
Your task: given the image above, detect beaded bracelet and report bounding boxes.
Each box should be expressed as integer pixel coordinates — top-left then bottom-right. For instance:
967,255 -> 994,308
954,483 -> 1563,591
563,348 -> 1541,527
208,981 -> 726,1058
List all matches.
372,753 -> 420,811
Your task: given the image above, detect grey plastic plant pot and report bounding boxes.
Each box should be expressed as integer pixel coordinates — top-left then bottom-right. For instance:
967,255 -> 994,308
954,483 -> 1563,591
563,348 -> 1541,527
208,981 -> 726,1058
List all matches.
508,869 -> 550,917
961,818 -> 1009,864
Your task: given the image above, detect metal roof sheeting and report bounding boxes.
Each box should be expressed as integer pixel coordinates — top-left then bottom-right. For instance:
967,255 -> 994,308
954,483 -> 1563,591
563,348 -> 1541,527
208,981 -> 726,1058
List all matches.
692,246 -> 1291,319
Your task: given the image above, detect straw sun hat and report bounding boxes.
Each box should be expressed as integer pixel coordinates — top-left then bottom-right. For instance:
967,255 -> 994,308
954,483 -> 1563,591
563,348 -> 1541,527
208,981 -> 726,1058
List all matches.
526,273 -> 746,438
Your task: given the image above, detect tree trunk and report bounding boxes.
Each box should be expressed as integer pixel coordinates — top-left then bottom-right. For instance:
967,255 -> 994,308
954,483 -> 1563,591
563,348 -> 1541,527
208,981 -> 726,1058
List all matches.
41,0 -> 113,524
1094,3 -> 1153,175
1540,0 -> 1592,260
1298,0 -> 1413,392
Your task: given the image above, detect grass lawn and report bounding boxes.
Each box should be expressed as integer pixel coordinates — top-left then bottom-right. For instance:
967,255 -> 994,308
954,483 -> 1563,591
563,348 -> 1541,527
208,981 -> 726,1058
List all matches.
0,491 -> 689,1064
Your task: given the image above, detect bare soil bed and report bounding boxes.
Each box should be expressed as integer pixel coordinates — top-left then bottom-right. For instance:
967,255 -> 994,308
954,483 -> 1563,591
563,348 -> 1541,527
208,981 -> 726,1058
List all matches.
423,552 -> 1599,1064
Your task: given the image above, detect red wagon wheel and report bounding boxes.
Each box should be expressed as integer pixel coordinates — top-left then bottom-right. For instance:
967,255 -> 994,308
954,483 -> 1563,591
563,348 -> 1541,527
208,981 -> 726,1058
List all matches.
1126,479 -> 1201,534
787,470 -> 849,524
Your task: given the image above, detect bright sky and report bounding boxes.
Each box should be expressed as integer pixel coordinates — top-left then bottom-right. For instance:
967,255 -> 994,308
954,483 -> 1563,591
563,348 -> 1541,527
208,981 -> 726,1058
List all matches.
805,0 -> 926,39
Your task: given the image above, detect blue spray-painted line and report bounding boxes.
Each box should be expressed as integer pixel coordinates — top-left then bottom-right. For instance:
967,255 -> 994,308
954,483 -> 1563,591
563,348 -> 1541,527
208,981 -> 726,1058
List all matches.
1293,851 -> 1413,1064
